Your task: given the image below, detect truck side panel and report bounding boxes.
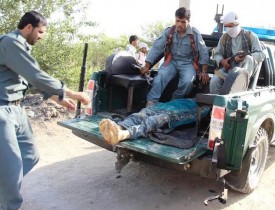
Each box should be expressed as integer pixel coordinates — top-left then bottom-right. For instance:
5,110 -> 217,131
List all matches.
216,87 -> 275,171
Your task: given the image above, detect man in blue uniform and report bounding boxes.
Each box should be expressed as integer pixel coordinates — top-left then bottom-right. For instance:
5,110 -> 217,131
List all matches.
0,11 -> 90,210
140,7 -> 209,106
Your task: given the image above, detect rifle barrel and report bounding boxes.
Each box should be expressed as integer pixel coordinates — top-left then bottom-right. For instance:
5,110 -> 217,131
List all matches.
75,43 -> 88,117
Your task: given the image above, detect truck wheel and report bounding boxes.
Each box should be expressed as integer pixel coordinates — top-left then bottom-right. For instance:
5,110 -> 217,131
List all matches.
225,127 -> 268,193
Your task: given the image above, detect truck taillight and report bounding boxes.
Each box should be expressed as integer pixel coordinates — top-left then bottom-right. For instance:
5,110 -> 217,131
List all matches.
208,106 -> 225,150
85,80 -> 95,116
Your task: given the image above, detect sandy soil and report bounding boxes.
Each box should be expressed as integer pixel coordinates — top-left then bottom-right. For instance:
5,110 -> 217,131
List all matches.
19,117 -> 275,210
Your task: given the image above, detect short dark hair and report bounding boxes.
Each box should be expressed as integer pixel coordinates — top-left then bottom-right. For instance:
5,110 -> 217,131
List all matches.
129,35 -> 138,44
175,7 -> 191,20
18,10 -> 47,29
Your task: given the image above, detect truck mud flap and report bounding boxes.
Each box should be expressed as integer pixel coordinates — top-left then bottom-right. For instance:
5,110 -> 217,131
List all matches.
58,114 -> 209,164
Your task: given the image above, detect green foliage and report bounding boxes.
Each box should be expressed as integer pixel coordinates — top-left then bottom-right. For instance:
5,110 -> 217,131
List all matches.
87,34 -> 128,69
141,21 -> 173,44
0,0 -> 84,33
0,0 -> 95,90
0,0 -> 169,90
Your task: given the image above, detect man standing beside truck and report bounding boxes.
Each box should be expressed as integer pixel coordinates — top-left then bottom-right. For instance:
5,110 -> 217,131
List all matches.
0,11 -> 90,210
210,11 -> 265,94
140,7 -> 209,107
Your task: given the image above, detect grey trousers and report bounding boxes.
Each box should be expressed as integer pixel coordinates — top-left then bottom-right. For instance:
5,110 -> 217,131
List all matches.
0,103 -> 39,210
210,55 -> 256,94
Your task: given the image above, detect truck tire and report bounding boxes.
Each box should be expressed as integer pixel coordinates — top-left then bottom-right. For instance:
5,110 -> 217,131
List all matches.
225,127 -> 268,193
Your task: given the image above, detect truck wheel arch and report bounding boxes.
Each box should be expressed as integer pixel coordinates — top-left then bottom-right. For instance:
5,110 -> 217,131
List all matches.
225,127 -> 269,193
249,115 -> 274,147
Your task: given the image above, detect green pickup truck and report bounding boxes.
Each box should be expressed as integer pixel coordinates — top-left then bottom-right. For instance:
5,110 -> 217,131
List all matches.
58,27 -> 275,204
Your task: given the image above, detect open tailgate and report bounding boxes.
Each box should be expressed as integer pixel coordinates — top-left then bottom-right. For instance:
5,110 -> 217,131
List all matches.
58,114 -> 208,164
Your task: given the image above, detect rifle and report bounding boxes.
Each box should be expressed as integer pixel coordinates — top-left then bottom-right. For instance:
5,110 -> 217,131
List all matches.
228,50 -> 252,64
75,43 -> 88,118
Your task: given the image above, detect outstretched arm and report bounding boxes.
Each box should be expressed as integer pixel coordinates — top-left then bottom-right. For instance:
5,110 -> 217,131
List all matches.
50,88 -> 90,110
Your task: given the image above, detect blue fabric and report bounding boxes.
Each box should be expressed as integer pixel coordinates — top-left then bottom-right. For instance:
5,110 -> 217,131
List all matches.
146,25 -> 209,65
147,61 -> 196,101
145,25 -> 209,101
118,99 -> 210,139
0,104 -> 39,210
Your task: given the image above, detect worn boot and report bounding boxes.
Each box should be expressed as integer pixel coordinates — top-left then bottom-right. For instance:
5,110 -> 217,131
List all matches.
99,119 -> 131,144
99,119 -> 112,143
108,120 -> 131,144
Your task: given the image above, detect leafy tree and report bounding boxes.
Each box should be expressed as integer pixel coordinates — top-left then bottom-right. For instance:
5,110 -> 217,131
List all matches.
0,1 -> 176,90
141,21 -> 173,44
0,0 -> 97,89
0,0 -> 86,33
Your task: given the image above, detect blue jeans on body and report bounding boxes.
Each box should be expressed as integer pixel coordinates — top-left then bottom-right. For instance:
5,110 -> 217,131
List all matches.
0,102 -> 39,210
147,61 -> 196,102
118,99 -> 210,139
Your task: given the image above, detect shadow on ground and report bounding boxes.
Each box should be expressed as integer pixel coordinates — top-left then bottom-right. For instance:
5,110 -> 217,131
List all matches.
20,145 -> 275,210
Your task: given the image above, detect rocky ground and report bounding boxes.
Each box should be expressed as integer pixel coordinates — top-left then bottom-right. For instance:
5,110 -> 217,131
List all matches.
22,93 -> 75,121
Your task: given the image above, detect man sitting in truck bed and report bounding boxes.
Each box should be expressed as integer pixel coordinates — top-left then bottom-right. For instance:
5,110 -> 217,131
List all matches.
210,11 -> 265,94
99,98 -> 210,145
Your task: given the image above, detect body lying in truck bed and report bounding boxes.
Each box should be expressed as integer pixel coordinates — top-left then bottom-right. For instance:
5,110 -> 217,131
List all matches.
58,113 -> 209,165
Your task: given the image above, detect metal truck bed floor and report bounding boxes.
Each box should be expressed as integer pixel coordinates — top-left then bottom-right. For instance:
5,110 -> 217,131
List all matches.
58,114 -> 208,164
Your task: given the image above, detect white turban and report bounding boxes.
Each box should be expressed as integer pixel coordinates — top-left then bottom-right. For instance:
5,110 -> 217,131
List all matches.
221,11 -> 240,25
138,42 -> 148,50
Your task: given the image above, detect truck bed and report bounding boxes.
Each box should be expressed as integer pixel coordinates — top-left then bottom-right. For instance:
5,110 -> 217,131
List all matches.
58,113 -> 209,164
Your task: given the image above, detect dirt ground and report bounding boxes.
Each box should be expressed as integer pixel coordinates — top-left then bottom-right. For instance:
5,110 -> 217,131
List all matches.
18,96 -> 275,210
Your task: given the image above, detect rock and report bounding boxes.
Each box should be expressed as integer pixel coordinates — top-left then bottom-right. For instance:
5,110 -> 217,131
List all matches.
22,93 -> 74,121
27,110 -> 35,118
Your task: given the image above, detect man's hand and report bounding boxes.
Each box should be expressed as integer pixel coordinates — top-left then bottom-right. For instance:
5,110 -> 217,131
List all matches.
57,98 -> 76,110
199,64 -> 209,84
140,66 -> 150,75
220,58 -> 231,70
65,89 -> 91,105
50,90 -> 90,110
50,96 -> 76,110
234,50 -> 246,63
199,72 -> 210,84
140,62 -> 151,76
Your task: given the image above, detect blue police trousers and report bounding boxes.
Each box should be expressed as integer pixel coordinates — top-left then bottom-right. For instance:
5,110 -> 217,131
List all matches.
0,103 -> 39,210
147,61 -> 196,102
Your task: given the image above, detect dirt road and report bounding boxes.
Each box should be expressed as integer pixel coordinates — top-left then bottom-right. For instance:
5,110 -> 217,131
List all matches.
20,119 -> 275,210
